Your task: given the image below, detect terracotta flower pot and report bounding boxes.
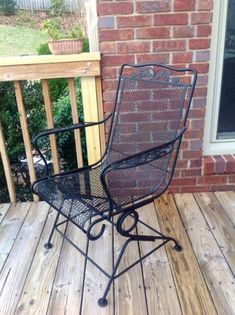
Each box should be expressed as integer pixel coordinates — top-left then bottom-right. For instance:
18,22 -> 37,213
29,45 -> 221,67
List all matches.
48,38 -> 84,55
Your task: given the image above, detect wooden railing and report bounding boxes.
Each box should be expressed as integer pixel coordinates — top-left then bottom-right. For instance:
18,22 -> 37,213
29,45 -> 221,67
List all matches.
0,52 -> 105,202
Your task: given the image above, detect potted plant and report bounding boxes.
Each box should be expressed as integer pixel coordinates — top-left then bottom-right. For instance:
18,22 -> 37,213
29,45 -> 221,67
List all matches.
43,18 -> 84,55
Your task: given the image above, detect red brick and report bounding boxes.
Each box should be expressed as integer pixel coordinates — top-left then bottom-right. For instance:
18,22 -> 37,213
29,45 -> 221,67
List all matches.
102,55 -> 135,67
195,51 -> 210,62
197,175 -> 226,185
191,119 -> 204,129
173,26 -> 194,38
136,1 -> 171,13
136,27 -> 170,39
174,0 -> 195,11
117,15 -> 152,28
224,155 -> 235,173
190,63 -> 209,74
102,80 -> 117,91
172,52 -> 193,63
190,139 -> 203,150
193,87 -> 208,97
103,90 -> 116,102
192,98 -> 207,108
102,67 -> 117,79
181,169 -> 201,177
191,12 -> 212,25
100,42 -> 116,54
168,186 -> 181,193
136,53 -> 169,64
188,108 -> 205,119
198,0 -> 213,11
190,159 -> 202,168
214,155 -> 226,174
117,41 -> 151,54
181,185 -> 211,193
197,25 -> 212,37
175,160 -> 188,169
210,184 -> 235,192
189,39 -> 211,50
104,102 -> 115,113
228,175 -> 235,183
154,13 -> 188,26
183,150 -> 201,159
153,40 -> 186,52
184,130 -> 203,139
98,2 -> 133,15
100,29 -> 133,41
171,177 -> 196,186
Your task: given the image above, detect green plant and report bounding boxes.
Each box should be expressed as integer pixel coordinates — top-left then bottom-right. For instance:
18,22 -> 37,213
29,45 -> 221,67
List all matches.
53,79 -> 87,169
50,0 -> 65,17
0,0 -> 17,16
43,18 -> 84,40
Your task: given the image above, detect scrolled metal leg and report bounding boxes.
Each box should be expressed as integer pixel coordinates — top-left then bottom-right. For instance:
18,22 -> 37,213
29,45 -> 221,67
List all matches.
44,212 -> 60,249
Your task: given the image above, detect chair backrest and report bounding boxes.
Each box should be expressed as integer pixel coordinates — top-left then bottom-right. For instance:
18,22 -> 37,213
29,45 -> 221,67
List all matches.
104,63 -> 197,207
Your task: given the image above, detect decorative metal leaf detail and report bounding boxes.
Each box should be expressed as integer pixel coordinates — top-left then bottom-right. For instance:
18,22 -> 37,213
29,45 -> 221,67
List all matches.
131,68 -> 180,83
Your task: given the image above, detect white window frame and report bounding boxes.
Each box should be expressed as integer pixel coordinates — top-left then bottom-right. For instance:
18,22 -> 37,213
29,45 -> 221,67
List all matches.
203,0 -> 235,155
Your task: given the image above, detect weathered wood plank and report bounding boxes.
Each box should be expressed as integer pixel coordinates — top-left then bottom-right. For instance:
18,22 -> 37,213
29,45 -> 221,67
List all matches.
0,202 -> 49,315
81,76 -> 101,165
215,191 -> 235,225
138,204 -> 182,315
175,193 -> 235,315
0,122 -> 16,202
0,53 -> 101,66
82,222 -> 113,315
155,194 -> 217,315
0,202 -> 31,272
47,223 -> 87,315
194,192 -> 235,275
1,61 -> 100,81
41,79 -> 60,174
15,209 -> 65,315
0,203 -> 11,225
115,219 -> 147,315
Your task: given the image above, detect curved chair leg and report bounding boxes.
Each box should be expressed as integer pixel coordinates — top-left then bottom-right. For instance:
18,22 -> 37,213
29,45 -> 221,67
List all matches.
44,212 -> 60,249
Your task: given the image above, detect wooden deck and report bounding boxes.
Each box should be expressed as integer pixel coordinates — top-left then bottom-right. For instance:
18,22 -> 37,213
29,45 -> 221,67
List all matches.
0,192 -> 235,315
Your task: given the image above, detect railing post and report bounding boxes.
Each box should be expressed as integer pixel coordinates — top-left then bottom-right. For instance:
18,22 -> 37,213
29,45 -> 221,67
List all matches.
41,79 -> 60,174
0,121 -> 16,203
14,81 -> 38,202
81,76 -> 101,165
68,78 -> 84,168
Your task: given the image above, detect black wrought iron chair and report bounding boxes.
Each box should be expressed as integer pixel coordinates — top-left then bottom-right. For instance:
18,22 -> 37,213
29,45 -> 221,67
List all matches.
32,63 -> 197,307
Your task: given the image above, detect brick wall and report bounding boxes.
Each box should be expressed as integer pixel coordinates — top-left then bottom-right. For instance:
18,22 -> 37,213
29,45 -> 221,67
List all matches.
97,0 -> 235,192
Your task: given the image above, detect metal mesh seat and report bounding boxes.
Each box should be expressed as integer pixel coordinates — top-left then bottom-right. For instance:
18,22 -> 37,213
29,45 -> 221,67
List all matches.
32,63 -> 197,307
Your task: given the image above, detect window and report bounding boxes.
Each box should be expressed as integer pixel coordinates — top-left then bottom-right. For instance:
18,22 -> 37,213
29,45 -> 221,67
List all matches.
204,0 -> 235,155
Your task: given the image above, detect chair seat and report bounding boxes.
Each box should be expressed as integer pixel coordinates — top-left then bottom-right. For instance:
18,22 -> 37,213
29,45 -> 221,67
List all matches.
33,166 -> 110,229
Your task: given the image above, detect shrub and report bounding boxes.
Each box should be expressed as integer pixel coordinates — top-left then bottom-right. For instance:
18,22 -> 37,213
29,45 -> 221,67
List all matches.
50,0 -> 65,17
0,0 -> 17,16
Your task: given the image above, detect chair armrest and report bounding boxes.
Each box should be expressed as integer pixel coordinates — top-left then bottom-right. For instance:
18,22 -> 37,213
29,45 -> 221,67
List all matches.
32,113 -> 112,176
102,127 -> 186,173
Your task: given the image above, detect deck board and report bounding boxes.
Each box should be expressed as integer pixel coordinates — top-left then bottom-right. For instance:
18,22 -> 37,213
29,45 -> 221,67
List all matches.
0,192 -> 235,315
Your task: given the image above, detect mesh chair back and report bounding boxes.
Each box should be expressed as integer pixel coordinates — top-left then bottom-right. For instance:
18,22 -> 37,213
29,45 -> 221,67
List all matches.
103,64 -> 196,207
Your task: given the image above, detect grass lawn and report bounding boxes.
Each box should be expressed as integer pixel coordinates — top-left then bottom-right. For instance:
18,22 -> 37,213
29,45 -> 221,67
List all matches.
0,24 -> 49,56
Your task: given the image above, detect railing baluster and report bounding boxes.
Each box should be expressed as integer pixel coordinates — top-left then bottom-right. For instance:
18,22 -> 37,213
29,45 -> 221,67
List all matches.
41,79 -> 60,174
0,121 -> 16,203
68,78 -> 83,168
14,81 -> 38,201
95,76 -> 106,156
81,76 -> 101,165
